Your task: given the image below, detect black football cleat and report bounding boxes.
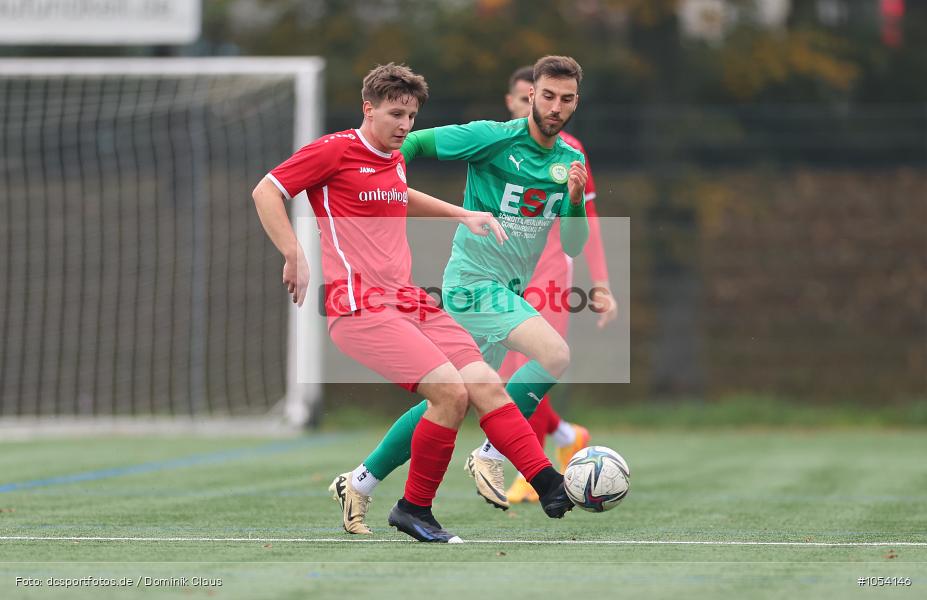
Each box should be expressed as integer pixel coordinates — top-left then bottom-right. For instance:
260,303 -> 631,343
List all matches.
539,480 -> 574,519
387,501 -> 463,543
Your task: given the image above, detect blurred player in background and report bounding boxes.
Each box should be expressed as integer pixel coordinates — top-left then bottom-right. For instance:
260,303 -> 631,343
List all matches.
332,56 -> 594,528
253,63 -> 572,542
500,65 -> 618,503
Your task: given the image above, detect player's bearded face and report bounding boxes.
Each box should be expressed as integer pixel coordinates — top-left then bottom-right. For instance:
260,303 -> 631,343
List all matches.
530,76 -> 578,137
532,103 -> 571,137
366,96 -> 419,151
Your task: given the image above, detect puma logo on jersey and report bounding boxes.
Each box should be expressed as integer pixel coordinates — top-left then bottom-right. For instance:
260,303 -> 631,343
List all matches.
359,167 -> 375,174
508,155 -> 524,170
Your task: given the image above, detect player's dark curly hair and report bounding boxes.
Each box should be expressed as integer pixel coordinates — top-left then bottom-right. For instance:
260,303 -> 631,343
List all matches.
362,63 -> 429,107
508,65 -> 535,90
533,56 -> 583,87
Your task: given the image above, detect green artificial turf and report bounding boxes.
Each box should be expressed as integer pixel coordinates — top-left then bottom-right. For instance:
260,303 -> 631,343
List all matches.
1,427 -> 925,599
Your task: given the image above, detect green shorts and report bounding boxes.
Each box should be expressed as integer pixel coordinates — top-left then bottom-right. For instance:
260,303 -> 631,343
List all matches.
442,281 -> 539,370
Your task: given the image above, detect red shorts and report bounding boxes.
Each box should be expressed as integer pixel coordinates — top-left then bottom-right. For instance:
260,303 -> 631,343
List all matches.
329,305 -> 484,392
498,253 -> 573,380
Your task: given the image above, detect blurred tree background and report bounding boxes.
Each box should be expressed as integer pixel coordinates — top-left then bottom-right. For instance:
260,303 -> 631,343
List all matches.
200,0 -> 926,134
214,0 -> 926,406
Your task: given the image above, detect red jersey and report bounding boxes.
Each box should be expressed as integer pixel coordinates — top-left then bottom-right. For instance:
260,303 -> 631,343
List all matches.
536,131 -> 609,283
268,129 -> 431,319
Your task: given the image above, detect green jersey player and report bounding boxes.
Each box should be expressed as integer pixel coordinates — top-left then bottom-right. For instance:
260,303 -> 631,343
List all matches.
413,116 -> 588,372
329,56 -> 589,532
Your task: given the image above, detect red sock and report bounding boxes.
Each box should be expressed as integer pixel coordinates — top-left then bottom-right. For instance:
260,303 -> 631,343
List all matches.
544,396 -> 562,435
527,407 -> 547,447
403,417 -> 457,507
480,403 -> 551,481
528,396 -> 560,443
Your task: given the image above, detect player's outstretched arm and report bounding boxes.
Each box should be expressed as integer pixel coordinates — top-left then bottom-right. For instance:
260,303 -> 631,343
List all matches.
400,129 -> 437,163
402,121 -> 510,164
560,160 -> 590,257
252,177 -> 309,306
407,188 -> 507,245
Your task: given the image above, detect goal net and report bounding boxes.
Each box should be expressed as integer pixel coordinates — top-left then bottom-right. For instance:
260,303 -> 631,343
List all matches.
0,58 -> 324,425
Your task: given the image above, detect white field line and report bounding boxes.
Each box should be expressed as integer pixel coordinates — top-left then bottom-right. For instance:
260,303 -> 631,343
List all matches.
1,536 -> 925,547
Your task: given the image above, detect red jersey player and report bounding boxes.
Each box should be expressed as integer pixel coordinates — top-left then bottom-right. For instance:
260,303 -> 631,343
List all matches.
252,63 -> 573,542
499,66 -> 618,503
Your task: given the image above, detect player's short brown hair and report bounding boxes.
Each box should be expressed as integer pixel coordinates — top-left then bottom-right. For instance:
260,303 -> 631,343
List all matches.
361,63 -> 429,108
508,65 -> 535,90
533,56 -> 583,87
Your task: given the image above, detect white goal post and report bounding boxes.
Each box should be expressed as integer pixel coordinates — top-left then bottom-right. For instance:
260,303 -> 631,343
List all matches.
0,58 -> 325,427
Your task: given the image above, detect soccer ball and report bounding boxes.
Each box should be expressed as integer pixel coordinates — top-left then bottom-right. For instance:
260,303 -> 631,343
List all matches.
563,446 -> 630,512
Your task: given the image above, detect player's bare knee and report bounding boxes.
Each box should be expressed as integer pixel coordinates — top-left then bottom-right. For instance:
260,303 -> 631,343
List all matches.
489,383 -> 512,411
458,360 -> 502,385
544,343 -> 571,378
437,383 -> 468,423
463,380 -> 510,416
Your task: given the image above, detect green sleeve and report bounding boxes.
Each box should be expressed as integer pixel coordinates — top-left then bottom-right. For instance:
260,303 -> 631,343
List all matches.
432,119 -> 519,163
400,129 -> 437,163
560,200 -> 589,257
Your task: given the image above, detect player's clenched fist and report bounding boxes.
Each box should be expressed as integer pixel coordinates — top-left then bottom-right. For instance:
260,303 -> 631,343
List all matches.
567,160 -> 587,205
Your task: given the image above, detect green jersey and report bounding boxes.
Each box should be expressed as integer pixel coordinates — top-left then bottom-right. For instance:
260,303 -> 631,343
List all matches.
402,118 -> 587,292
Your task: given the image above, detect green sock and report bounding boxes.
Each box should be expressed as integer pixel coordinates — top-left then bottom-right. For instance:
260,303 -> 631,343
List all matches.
505,360 -> 558,418
362,399 -> 427,481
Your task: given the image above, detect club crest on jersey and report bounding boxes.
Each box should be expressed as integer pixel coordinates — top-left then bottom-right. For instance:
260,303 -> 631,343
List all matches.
549,163 -> 569,184
396,163 -> 406,183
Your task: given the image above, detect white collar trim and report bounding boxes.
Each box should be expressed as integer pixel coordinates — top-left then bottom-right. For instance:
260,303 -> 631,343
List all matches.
354,129 -> 393,159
